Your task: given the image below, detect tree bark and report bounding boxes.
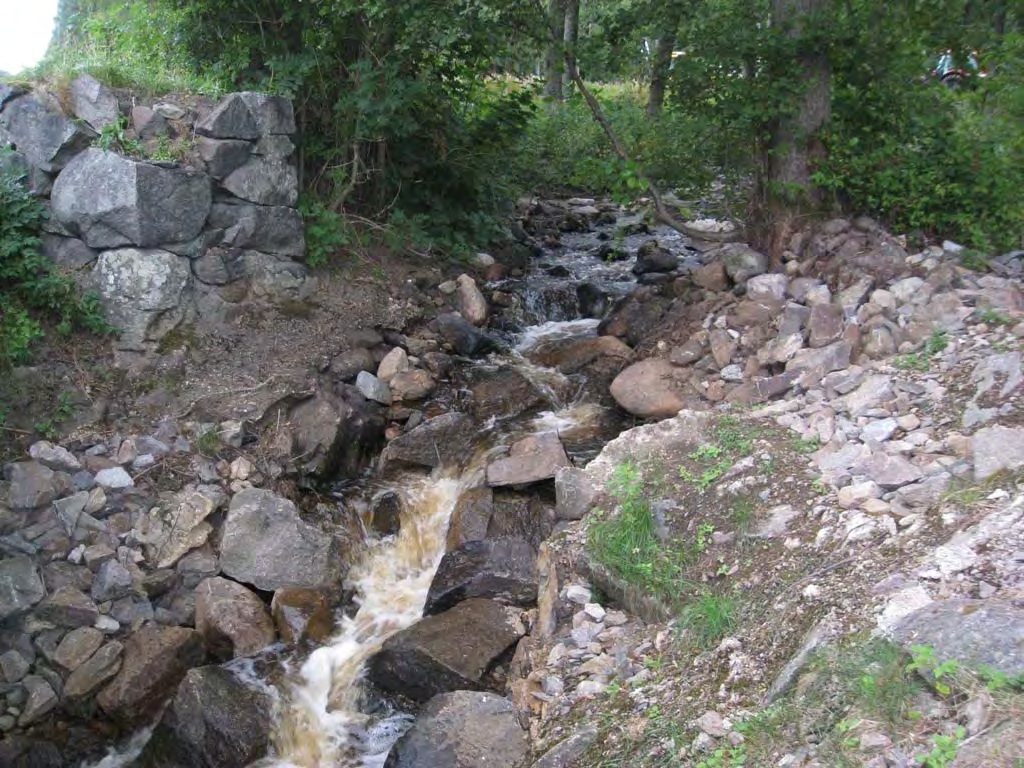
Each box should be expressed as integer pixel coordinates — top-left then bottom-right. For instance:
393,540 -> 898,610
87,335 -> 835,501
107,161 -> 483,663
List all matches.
545,0 -> 568,100
646,5 -> 683,119
760,0 -> 831,262
562,0 -> 581,99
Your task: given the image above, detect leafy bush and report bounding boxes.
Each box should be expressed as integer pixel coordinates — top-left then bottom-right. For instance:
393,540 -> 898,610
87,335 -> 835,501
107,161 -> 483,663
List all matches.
0,162 -> 111,368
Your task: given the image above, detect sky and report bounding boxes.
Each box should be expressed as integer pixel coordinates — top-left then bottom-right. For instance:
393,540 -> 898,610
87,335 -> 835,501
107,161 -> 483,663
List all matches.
0,0 -> 59,75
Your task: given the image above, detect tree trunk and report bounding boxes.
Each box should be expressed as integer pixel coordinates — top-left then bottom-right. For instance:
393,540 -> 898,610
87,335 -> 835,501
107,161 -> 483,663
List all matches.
646,6 -> 682,119
760,0 -> 831,262
562,0 -> 581,99
545,0 -> 568,100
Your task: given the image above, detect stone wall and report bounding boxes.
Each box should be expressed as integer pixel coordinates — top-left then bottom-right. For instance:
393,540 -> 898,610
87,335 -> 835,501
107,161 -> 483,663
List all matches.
0,75 -> 313,353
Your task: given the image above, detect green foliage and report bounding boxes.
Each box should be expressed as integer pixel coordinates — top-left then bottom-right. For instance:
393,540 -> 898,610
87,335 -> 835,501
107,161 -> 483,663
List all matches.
33,393 -> 76,441
299,199 -> 353,269
680,417 -> 761,493
0,163 -> 112,369
697,742 -> 748,768
918,727 -> 966,767
677,589 -> 738,650
96,115 -> 142,155
895,330 -> 950,371
907,645 -> 961,697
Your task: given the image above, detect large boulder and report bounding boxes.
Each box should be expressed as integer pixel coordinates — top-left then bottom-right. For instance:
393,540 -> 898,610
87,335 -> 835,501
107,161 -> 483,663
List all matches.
892,599 -> 1024,676
470,368 -> 548,421
380,412 -> 476,473
719,243 -> 767,285
221,156 -> 298,207
220,488 -> 345,591
425,537 -> 538,615
610,358 -> 685,419
0,92 -> 94,172
97,626 -> 206,725
385,690 -> 529,768
196,92 -> 295,140
208,202 -> 305,258
0,556 -> 46,621
195,577 -> 276,660
436,312 -> 497,357
486,432 -> 570,487
369,598 -> 525,703
68,74 -> 120,131
52,149 -> 211,248
93,248 -> 193,349
526,335 -> 632,375
632,240 -> 678,274
139,665 -> 272,768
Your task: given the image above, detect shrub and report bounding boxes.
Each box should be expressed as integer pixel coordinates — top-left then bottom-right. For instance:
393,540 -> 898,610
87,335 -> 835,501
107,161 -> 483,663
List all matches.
0,161 -> 111,368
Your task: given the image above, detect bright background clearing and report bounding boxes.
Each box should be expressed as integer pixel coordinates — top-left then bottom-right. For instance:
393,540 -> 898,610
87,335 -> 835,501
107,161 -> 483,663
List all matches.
0,0 -> 59,75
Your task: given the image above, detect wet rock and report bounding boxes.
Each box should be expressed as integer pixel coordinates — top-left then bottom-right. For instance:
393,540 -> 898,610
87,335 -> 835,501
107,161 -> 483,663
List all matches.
133,485 -> 227,569
632,240 -> 678,274
63,641 -> 124,702
527,336 -> 632,375
610,359 -> 684,419
97,626 -> 205,725
195,577 -> 275,660
471,368 -> 547,421
381,412 -> 476,472
371,491 -> 404,537
436,312 -> 496,357
426,537 -> 539,615
271,587 -> 335,645
577,283 -> 609,319
892,599 -> 1023,676
6,461 -> 60,511
486,432 -> 569,487
386,690 -> 529,768
0,736 -> 63,768
369,598 -> 525,703
139,665 -> 272,768
973,425 -> 1024,481
53,149 -> 211,248
446,487 -> 493,550
486,492 -> 556,550
598,291 -> 671,348
220,488 -> 344,591
0,556 -> 45,620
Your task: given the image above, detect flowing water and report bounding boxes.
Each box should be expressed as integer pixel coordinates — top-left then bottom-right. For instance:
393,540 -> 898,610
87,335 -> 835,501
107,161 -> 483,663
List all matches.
85,207 -> 701,768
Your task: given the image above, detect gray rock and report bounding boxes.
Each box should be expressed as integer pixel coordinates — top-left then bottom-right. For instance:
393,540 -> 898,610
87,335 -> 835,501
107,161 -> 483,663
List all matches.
486,432 -> 570,487
720,243 -> 767,285
93,248 -> 193,349
632,240 -> 678,274
555,467 -> 598,521
0,81 -> 24,107
53,626 -> 105,671
52,149 -> 211,248
0,92 -> 94,172
64,641 -> 123,701
808,303 -> 844,348
380,412 -> 476,472
243,251 -> 314,302
196,92 -> 295,139
532,726 -> 600,768
425,537 -> 538,615
436,312 -> 494,357
96,626 -> 205,724
220,488 -> 344,591
28,441 -> 82,472
95,466 -> 134,489
862,453 -> 923,490
221,156 -> 298,207
207,202 -> 305,258
194,577 -> 275,660
54,491 -> 88,536
138,665 -> 272,768
18,675 -> 58,726
355,371 -> 392,405
0,556 -> 45,620
133,485 -> 227,569
91,560 -> 134,603
68,74 -> 120,131
6,461 -> 59,510
861,418 -> 898,443
196,137 -> 252,180
254,134 -> 295,159
370,598 -> 525,704
839,374 -> 894,417
0,649 -> 30,683
386,690 -> 529,768
35,585 -> 99,627
973,425 -> 1024,481
747,273 -> 789,302
892,599 -> 1024,676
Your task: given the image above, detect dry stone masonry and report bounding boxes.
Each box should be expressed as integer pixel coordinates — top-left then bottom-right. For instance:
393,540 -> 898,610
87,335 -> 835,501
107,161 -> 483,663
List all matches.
0,77 -> 312,353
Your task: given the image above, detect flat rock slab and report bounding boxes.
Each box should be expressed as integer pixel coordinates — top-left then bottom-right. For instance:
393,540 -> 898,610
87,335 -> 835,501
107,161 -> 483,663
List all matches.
486,431 -> 569,487
380,412 -> 476,472
369,598 -> 525,704
892,599 -> 1024,676
386,690 -> 529,768
425,537 -> 538,615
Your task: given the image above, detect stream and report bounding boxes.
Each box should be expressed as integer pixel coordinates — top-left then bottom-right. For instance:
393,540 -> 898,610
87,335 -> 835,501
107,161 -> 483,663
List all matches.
88,205 -> 699,768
